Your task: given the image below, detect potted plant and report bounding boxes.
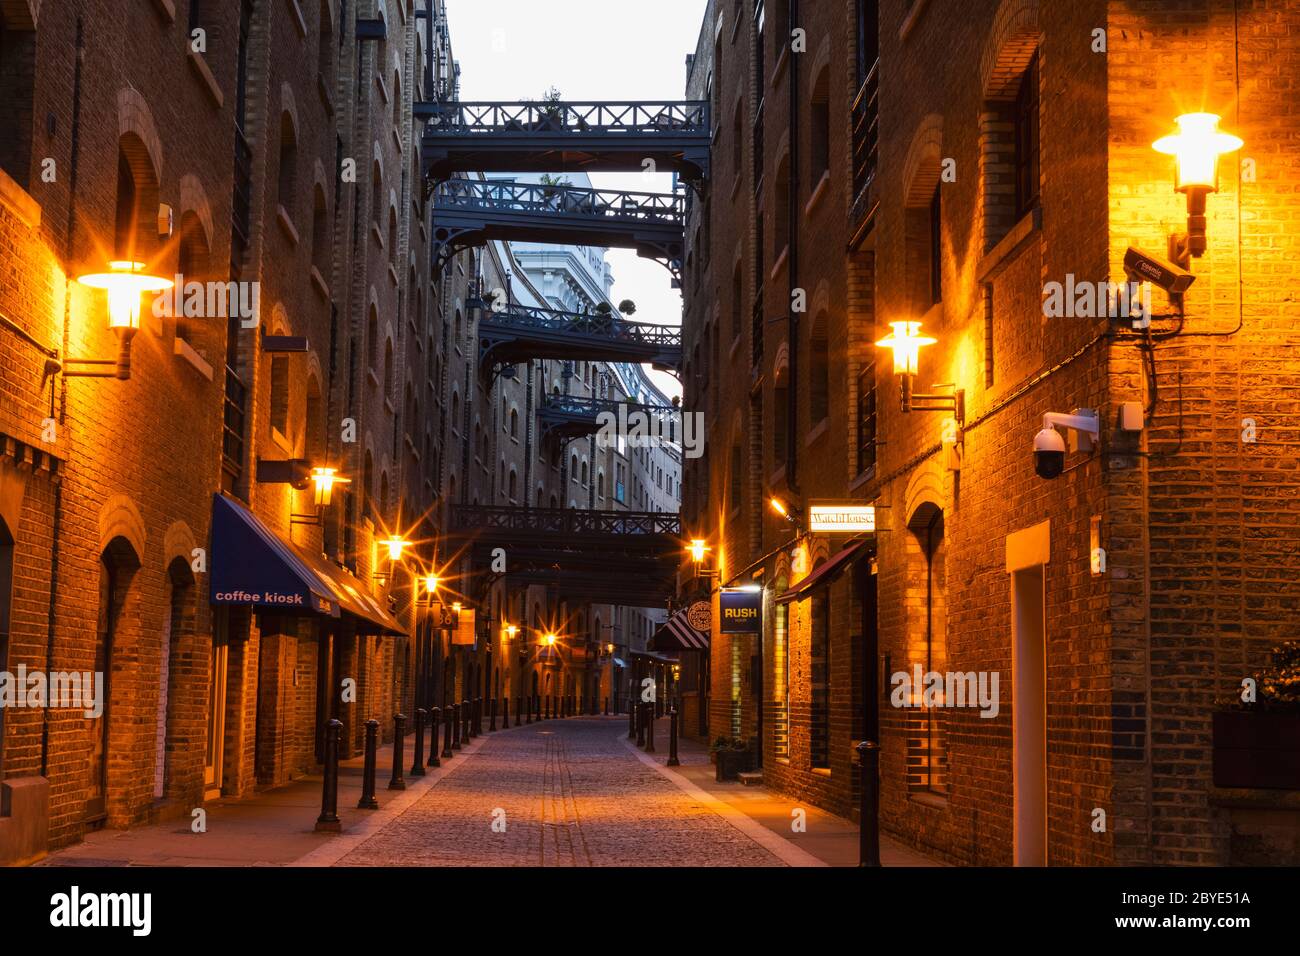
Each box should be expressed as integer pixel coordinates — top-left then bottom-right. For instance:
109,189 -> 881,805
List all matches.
711,736 -> 754,782
1213,640 -> 1300,789
531,86 -> 565,132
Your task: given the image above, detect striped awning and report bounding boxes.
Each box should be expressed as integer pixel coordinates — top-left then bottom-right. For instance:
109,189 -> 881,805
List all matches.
650,608 -> 709,651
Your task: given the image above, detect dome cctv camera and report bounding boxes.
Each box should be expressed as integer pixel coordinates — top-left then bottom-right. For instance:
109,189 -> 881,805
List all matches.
1033,426 -> 1067,480
1032,410 -> 1100,480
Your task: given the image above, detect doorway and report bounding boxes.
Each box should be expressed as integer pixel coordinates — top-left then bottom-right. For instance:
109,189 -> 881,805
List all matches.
1012,564 -> 1046,866
205,611 -> 229,799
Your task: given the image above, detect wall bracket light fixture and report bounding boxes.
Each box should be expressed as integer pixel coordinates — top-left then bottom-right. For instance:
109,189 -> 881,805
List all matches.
1152,113 -> 1242,265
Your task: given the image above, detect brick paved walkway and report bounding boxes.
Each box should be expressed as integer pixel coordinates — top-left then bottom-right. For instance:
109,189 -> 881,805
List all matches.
331,718 -> 792,867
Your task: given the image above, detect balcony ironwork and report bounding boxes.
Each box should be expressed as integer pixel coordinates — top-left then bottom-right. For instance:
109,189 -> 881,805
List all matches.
431,178 -> 685,279
537,395 -> 678,443
851,58 -> 881,197
474,301 -> 683,377
451,504 -> 680,539
448,504 -> 681,605
419,100 -> 710,184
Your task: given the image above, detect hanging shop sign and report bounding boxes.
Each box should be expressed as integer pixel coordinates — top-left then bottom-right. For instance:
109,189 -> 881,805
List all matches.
719,589 -> 762,634
453,608 -> 477,645
686,600 -> 712,632
808,503 -> 876,534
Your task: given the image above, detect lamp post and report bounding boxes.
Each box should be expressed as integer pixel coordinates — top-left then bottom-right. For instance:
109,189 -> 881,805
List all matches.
1152,112 -> 1242,262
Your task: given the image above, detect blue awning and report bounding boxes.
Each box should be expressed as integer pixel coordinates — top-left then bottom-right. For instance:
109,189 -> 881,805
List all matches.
209,493 -> 405,634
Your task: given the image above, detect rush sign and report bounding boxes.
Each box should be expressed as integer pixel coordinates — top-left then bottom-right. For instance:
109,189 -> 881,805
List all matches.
719,589 -> 762,634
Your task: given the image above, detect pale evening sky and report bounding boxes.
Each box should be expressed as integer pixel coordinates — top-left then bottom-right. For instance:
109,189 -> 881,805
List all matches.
443,0 -> 708,398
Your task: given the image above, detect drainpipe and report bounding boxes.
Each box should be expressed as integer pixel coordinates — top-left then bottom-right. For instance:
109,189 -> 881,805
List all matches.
43,18 -> 85,775
785,0 -> 801,496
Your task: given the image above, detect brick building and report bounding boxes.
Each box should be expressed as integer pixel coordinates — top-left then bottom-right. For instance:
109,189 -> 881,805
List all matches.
681,0 -> 1300,866
0,0 -> 678,865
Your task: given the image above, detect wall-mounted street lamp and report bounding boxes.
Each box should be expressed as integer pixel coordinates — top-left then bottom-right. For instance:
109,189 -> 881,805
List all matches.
1152,113 -> 1242,263
311,467 -> 350,507
769,496 -> 804,529
65,261 -> 173,380
874,321 -> 964,423
291,466 -> 352,527
687,538 -> 718,581
372,535 -> 410,585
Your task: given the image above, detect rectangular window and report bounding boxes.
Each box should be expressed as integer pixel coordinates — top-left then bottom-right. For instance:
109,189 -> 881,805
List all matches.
0,13 -> 37,189
857,363 -> 877,474
1014,53 -> 1040,219
810,591 -> 831,769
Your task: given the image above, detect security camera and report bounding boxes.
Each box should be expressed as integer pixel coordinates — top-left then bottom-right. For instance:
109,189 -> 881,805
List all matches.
1033,426 -> 1067,479
1033,410 -> 1099,480
1123,247 -> 1195,295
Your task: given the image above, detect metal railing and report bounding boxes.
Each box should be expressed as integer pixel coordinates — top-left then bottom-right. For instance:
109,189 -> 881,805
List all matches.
541,395 -> 677,418
450,505 -> 681,537
433,179 -> 685,226
422,101 -> 708,135
222,366 -> 248,480
478,302 -> 682,348
851,59 -> 881,195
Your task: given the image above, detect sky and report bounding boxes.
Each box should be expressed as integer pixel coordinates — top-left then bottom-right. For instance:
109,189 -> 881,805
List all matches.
444,0 -> 708,398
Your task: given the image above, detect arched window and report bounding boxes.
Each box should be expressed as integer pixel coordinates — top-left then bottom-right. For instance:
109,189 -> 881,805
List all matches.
509,408 -> 519,439
581,461 -> 589,486
371,160 -> 383,230
907,503 -> 948,794
311,184 -> 330,277
810,67 -> 831,188
809,315 -> 829,424
316,0 -> 334,84
278,112 -> 298,221
366,307 -> 379,370
115,133 -> 159,264
508,470 -> 517,500
383,338 -> 394,398
175,211 -> 210,349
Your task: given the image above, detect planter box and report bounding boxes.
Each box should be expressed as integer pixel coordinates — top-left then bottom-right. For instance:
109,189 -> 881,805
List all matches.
715,748 -> 754,783
1213,711 -> 1300,790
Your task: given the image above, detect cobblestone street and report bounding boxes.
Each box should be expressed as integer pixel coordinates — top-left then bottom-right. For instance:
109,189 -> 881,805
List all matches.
330,718 -> 797,868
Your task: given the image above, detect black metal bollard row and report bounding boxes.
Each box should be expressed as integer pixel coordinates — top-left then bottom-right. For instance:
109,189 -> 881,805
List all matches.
410,707 -> 427,777
358,718 -> 380,809
389,713 -> 407,791
427,706 -> 442,768
316,718 -> 344,832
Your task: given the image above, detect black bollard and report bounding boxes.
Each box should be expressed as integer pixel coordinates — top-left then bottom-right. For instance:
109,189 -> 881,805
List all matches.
469,698 -> 478,739
389,713 -> 407,790
636,703 -> 646,747
604,696 -> 610,716
464,699 -> 472,740
452,702 -> 462,749
316,718 -> 344,831
410,708 -> 427,777
545,695 -> 551,720
442,706 -> 454,759
490,696 -> 498,732
534,694 -> 541,722
524,695 -> 532,724
667,707 -> 680,766
857,740 -> 882,867
628,701 -> 636,739
645,704 -> 656,753
358,718 -> 380,809
427,707 -> 442,768
502,696 -> 510,729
